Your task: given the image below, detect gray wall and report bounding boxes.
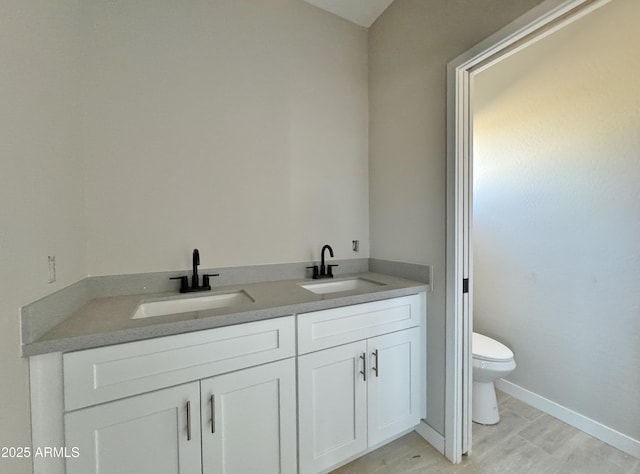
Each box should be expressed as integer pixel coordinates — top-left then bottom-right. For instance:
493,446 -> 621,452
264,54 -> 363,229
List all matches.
2,1 -> 367,471
474,0 -> 640,442
1,1 -> 85,473
368,0 -> 545,436
80,0 -> 369,275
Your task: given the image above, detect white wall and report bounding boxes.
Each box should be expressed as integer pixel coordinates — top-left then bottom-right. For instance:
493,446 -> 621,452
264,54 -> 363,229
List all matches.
80,0 -> 370,275
368,0 -> 545,436
0,1 -> 86,472
474,0 -> 640,442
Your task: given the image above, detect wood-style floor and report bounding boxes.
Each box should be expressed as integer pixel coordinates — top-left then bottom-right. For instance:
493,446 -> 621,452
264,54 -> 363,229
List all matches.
333,391 -> 640,474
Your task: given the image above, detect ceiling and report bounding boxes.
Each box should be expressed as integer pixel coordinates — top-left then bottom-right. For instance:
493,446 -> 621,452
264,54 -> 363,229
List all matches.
303,0 -> 395,27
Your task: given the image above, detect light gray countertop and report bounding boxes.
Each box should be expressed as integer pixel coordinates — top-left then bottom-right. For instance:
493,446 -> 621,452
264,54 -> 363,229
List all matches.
23,272 -> 428,356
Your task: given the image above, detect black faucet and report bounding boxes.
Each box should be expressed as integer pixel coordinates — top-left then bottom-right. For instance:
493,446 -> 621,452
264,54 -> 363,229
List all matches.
307,244 -> 338,279
170,248 -> 219,293
192,249 -> 200,289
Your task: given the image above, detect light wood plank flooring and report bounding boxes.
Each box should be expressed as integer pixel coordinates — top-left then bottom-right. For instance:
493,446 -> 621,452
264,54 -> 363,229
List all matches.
332,391 -> 640,474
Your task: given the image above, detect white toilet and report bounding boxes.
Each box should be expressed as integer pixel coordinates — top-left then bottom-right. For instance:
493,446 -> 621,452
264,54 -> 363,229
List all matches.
472,332 -> 516,425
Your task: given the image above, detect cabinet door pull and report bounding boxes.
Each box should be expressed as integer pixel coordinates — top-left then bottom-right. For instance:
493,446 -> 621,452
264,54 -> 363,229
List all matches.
372,349 -> 379,377
186,401 -> 192,441
210,394 -> 216,434
360,352 -> 367,381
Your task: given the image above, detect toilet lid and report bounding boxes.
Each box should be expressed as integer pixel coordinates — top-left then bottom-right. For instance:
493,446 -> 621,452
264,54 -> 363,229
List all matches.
472,332 -> 514,362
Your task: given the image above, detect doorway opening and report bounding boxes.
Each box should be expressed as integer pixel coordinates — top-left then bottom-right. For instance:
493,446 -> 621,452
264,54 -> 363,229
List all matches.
445,0 -> 612,463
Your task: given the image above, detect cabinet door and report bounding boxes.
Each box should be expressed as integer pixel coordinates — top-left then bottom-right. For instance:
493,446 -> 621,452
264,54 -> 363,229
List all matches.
65,382 -> 201,474
201,358 -> 297,474
298,341 -> 367,474
367,327 -> 421,447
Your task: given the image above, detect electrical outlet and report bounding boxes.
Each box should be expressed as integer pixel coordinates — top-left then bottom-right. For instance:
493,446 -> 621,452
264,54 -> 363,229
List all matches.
48,256 -> 56,284
352,240 -> 359,252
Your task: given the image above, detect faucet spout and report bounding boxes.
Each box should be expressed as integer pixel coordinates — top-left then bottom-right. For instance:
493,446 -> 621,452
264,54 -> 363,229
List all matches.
307,244 -> 338,279
320,245 -> 334,275
321,245 -> 334,267
192,249 -> 200,288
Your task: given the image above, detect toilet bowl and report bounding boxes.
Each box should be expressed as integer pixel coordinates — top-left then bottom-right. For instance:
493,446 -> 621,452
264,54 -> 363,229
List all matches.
472,332 -> 516,425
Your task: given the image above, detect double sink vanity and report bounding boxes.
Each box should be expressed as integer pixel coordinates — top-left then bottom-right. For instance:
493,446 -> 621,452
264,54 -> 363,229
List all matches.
24,258 -> 428,474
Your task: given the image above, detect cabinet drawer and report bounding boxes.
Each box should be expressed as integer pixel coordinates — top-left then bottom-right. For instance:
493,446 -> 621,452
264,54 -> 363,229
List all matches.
63,316 -> 295,411
297,295 -> 422,354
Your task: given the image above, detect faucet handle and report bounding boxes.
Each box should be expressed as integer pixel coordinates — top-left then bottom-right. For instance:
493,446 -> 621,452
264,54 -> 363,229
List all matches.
327,264 -> 339,277
170,276 -> 189,292
306,265 -> 319,279
202,273 -> 219,288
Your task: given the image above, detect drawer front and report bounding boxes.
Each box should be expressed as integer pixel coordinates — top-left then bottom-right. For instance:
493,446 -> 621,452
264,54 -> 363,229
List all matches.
297,294 -> 423,354
64,316 -> 295,411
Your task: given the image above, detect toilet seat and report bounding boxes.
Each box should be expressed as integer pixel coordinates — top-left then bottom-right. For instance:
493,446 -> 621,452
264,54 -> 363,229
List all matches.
472,332 -> 513,362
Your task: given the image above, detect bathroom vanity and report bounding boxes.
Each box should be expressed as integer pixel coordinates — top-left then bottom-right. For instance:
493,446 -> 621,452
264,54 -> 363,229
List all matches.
25,273 -> 427,474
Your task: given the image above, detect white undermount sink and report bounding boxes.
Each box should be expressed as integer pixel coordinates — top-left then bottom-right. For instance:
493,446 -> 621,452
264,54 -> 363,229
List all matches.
131,291 -> 253,319
300,277 -> 385,295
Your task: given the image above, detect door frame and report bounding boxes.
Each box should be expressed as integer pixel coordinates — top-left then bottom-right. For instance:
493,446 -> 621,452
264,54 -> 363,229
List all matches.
444,0 -> 611,462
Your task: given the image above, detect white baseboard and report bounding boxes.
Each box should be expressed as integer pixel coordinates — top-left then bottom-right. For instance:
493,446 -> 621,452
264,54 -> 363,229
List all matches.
415,420 -> 445,455
495,379 -> 640,459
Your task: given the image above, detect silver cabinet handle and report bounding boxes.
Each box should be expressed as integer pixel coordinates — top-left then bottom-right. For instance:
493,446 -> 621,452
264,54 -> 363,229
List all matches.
186,401 -> 192,441
210,394 -> 216,434
372,349 -> 379,377
360,352 -> 367,381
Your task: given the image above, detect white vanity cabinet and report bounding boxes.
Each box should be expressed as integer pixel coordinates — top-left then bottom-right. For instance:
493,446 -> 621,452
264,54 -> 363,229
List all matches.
30,290 -> 426,474
297,294 -> 425,474
62,317 -> 297,474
